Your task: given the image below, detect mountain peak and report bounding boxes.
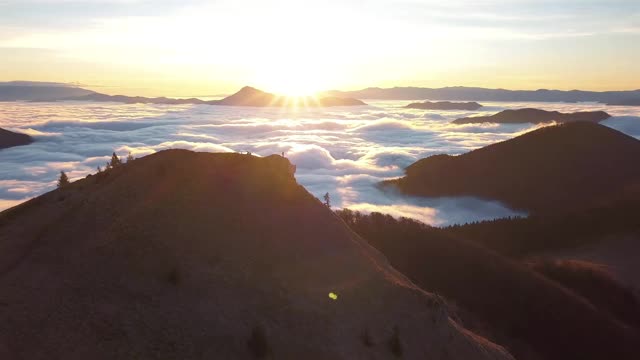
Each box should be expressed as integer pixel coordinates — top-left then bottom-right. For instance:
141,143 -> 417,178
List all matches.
0,149 -> 513,360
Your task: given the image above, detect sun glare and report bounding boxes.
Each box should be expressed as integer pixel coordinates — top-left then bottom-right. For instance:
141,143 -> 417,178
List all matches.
254,61 -> 337,97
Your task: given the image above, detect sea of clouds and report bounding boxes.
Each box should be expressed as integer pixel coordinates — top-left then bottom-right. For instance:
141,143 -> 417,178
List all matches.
1,100 -> 639,225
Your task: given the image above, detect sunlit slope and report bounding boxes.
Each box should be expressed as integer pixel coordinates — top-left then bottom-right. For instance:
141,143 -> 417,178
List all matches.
0,150 -> 512,360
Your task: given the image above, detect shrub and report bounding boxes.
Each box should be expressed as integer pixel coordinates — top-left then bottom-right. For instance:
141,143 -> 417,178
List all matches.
247,325 -> 271,358
388,326 -> 403,357
361,328 -> 374,347
165,267 -> 181,286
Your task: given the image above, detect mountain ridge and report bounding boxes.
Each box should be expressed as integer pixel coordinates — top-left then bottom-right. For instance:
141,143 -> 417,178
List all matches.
325,86 -> 640,104
2,82 -> 366,107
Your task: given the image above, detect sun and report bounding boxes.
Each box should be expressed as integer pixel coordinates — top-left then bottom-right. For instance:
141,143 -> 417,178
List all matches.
253,61 -> 336,97
266,79 -> 320,97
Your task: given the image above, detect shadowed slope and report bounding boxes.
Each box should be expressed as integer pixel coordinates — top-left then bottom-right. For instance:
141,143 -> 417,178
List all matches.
386,122 -> 640,214
337,210 -> 640,360
0,128 -> 33,150
0,150 -> 511,360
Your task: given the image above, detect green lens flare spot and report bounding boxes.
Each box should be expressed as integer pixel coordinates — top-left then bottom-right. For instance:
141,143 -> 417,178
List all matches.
329,292 -> 338,300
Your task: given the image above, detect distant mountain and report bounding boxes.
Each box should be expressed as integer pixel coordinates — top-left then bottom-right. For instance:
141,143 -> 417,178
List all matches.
325,86 -> 640,103
210,86 -> 367,107
0,128 -> 33,150
66,92 -> 209,105
384,122 -> 640,214
0,150 -> 511,360
405,101 -> 482,111
0,81 -> 93,101
40,85 -> 367,107
608,98 -> 640,106
453,108 -> 611,124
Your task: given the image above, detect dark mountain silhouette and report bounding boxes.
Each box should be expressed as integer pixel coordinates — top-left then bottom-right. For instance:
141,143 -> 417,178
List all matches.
0,150 -> 511,360
0,128 -> 33,150
405,101 -> 482,111
325,86 -> 640,103
209,86 -> 366,107
337,210 -> 640,360
0,81 -> 93,101
453,108 -> 611,124
42,86 -> 367,107
384,122 -> 640,214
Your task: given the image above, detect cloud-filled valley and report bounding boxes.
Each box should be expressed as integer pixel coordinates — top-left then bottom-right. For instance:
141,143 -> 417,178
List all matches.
1,99 -> 639,225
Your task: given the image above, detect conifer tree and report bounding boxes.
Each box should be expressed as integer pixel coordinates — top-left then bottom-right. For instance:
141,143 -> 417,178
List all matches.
57,171 -> 70,188
109,152 -> 122,168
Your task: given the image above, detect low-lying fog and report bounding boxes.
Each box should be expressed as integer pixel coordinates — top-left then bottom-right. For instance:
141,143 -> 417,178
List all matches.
1,100 -> 639,225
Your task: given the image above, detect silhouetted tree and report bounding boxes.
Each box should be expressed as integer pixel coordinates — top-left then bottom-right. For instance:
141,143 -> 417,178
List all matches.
57,171 -> 70,188
109,152 -> 122,168
388,326 -> 403,357
247,325 -> 271,358
323,192 -> 331,208
361,328 -> 374,347
96,165 -> 103,173
126,152 -> 135,163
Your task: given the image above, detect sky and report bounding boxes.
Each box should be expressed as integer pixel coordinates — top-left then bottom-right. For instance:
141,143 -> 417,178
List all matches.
1,0 -> 639,96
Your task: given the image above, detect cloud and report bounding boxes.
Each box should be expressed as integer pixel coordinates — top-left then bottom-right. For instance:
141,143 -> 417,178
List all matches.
602,116 -> 640,139
1,99 -> 638,225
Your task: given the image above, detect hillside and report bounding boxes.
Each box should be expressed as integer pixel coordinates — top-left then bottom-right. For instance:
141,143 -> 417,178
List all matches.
453,108 -> 611,124
445,195 -> 640,299
0,150 -> 511,360
337,210 -> 640,360
0,128 -> 33,150
385,122 -> 640,214
405,101 -> 482,110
